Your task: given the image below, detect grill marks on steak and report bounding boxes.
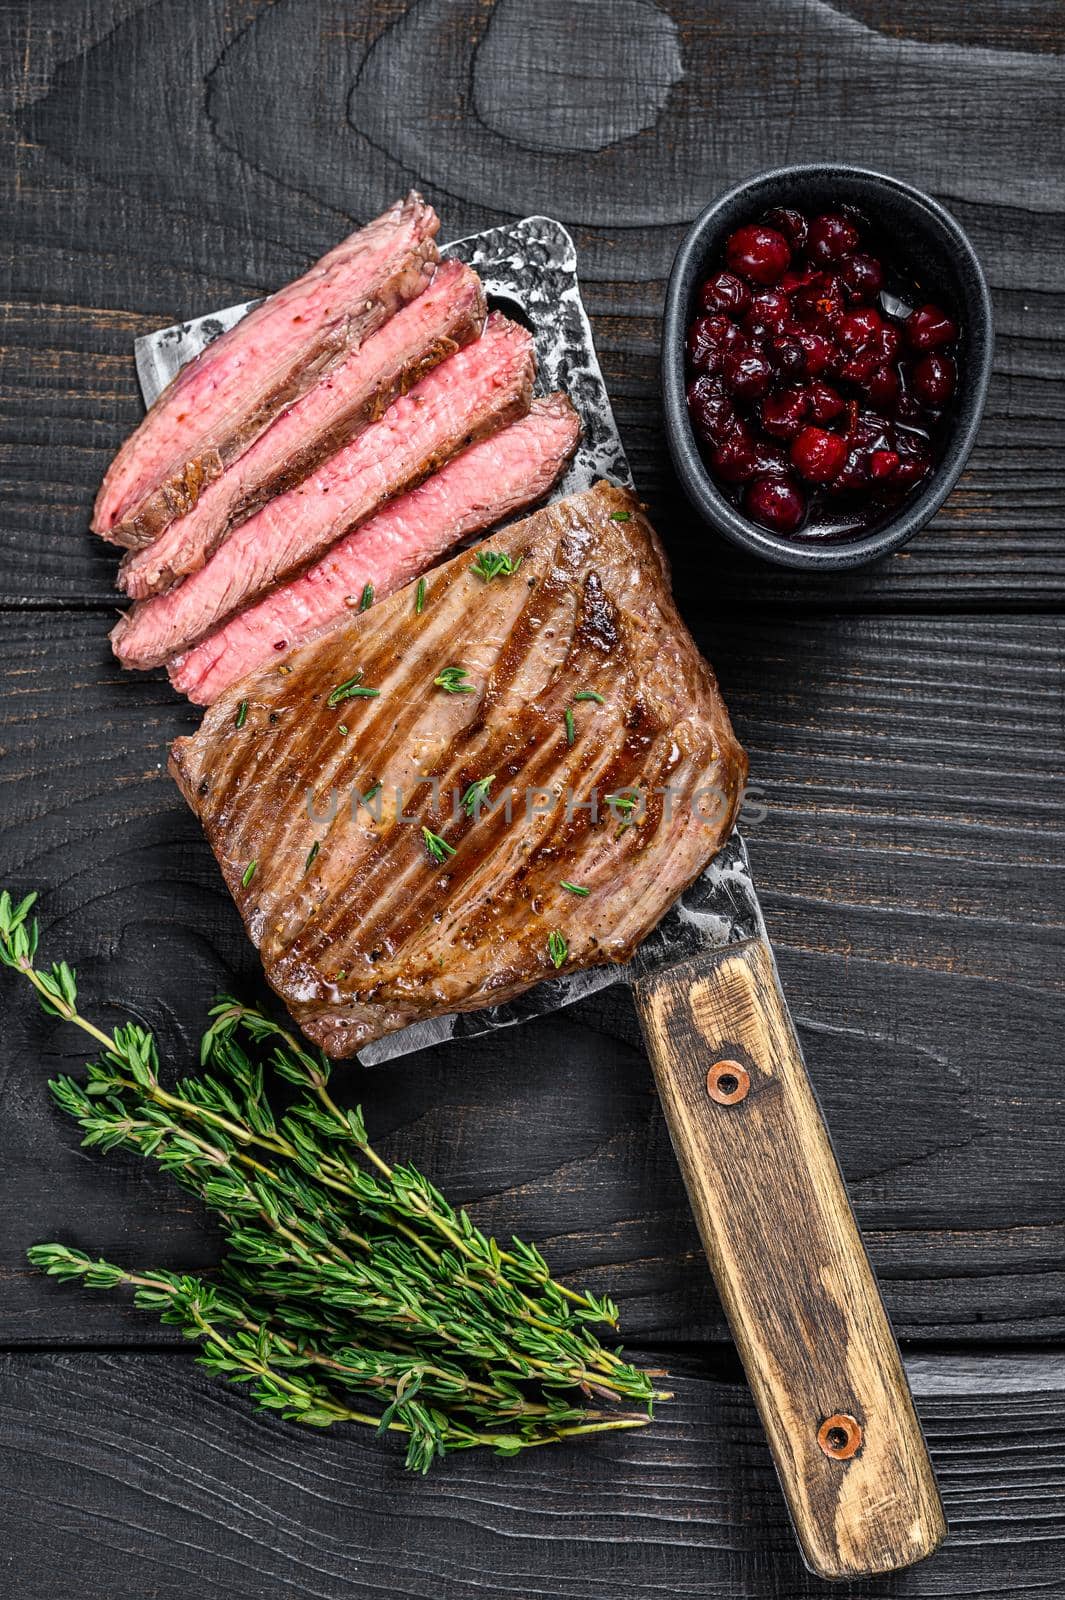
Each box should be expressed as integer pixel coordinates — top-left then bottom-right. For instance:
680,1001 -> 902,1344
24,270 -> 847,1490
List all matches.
167,394 -> 582,705
111,313 -> 536,670
94,193 -> 440,548
169,483 -> 747,1057
119,260 -> 487,601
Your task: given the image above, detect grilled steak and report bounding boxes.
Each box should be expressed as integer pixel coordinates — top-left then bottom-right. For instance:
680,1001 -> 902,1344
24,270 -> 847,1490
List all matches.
168,394 -> 582,705
120,260 -> 486,601
94,193 -> 440,549
170,483 -> 747,1057
112,313 -> 536,671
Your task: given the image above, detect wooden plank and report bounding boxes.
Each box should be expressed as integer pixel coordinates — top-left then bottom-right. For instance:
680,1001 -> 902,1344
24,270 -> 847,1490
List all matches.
0,0 -> 1063,607
0,1347 -> 1062,1599
1,610 -> 1061,1346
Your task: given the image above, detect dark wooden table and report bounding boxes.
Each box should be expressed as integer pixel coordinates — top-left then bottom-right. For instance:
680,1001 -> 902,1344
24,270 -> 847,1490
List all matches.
2,2 -> 1063,1595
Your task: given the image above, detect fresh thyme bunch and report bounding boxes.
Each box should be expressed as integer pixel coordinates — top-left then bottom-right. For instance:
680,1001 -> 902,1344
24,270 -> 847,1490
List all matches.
1,889 -> 666,1471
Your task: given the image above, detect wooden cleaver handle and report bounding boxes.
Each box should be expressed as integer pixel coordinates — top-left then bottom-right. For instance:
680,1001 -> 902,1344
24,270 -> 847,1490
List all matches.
632,937 -> 946,1580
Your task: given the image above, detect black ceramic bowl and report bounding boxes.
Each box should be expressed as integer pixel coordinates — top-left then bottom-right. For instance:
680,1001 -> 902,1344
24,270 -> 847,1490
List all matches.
662,165 -> 993,570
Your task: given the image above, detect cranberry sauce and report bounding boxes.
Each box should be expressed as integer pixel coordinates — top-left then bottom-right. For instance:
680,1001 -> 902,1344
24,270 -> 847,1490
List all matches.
684,204 -> 960,540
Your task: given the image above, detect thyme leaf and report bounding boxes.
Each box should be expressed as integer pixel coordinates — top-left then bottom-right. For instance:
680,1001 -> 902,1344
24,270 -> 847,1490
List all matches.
470,549 -> 522,583
327,671 -> 380,707
434,666 -> 476,696
461,775 -> 495,817
421,827 -> 456,865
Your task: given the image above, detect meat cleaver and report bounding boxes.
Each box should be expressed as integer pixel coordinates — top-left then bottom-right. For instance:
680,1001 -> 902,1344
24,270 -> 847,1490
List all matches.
138,217 -> 945,1580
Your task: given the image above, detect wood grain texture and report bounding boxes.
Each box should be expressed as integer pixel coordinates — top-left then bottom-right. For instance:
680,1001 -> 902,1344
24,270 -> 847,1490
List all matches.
635,938 -> 945,1578
0,1348 -> 1061,1600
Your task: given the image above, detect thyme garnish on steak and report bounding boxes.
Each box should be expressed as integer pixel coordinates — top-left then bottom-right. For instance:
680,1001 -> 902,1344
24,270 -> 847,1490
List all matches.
470,549 -> 523,582
1,889 -> 665,1474
327,670 -> 380,707
421,827 -> 456,864
461,775 -> 495,817
547,930 -> 569,968
433,666 -> 476,695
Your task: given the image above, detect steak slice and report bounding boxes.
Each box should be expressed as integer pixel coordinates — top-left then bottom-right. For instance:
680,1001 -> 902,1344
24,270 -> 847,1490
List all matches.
170,482 -> 747,1058
120,259 -> 486,600
112,313 -> 535,671
168,394 -> 582,705
94,193 -> 440,549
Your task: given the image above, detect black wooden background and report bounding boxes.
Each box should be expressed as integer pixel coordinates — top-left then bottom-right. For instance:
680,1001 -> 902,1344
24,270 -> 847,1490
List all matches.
1,2 -> 1063,1596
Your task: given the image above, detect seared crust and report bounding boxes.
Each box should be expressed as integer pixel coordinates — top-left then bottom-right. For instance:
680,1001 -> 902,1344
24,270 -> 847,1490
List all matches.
171,483 -> 747,1056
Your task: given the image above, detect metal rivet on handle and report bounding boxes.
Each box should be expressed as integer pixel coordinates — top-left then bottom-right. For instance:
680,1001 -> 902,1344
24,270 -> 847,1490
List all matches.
817,1413 -> 863,1460
706,1060 -> 750,1105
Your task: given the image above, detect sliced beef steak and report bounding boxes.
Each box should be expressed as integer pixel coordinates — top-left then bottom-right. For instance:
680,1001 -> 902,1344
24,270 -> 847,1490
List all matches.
120,260 -> 486,601
112,314 -> 535,671
94,193 -> 439,549
170,483 -> 747,1057
168,394 -> 581,705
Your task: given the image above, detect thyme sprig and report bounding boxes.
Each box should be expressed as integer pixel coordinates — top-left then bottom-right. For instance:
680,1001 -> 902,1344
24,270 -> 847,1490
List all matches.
1,890 -> 665,1471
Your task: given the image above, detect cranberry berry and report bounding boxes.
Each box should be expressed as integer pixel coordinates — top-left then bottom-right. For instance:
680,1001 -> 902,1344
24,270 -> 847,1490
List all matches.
699,271 -> 751,317
723,347 -> 773,399
711,431 -> 759,483
686,374 -> 736,445
743,291 -> 791,337
744,475 -> 806,533
806,212 -> 860,264
764,207 -> 808,250
911,352 -> 956,407
686,314 -> 743,374
724,224 -> 792,285
761,387 -> 809,439
767,335 -> 806,378
869,449 -> 901,480
795,331 -> 836,377
790,425 -> 848,483
840,251 -> 884,301
837,307 -> 882,350
807,380 -> 845,422
906,304 -> 958,351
